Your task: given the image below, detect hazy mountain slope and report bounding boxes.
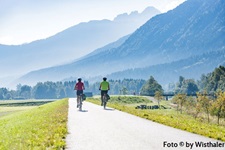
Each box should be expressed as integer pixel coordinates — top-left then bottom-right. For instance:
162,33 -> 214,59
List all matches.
78,34 -> 130,60
14,34 -> 130,86
0,7 -> 160,78
108,50 -> 225,85
16,0 -> 225,86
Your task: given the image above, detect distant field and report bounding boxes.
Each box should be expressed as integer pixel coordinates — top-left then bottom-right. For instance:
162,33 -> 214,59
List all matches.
0,99 -> 55,106
0,99 -> 55,118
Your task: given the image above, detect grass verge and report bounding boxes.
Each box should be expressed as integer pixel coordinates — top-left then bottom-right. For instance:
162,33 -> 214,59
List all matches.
87,97 -> 225,142
0,98 -> 68,149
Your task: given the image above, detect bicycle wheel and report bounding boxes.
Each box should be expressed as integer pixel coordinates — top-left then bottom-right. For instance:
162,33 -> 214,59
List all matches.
79,95 -> 82,111
103,94 -> 107,109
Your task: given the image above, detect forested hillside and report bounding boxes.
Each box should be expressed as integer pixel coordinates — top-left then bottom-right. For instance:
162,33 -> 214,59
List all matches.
198,66 -> 225,93
1,66 -> 224,100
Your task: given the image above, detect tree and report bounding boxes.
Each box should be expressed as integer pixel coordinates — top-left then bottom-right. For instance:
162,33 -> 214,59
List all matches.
64,81 -> 76,97
0,88 -> 8,100
154,91 -> 163,109
58,89 -> 66,99
198,74 -> 208,92
178,76 -> 185,88
196,92 -> 211,123
32,82 -> 57,99
20,85 -> 32,99
198,66 -> 225,93
140,76 -> 163,95
172,94 -> 187,114
32,82 -> 48,99
175,77 -> 199,94
175,76 -> 185,93
184,96 -> 197,116
47,85 -> 57,99
121,87 -> 128,95
210,91 -> 225,125
0,93 -> 3,99
166,83 -> 175,93
184,79 -> 199,95
5,93 -> 12,100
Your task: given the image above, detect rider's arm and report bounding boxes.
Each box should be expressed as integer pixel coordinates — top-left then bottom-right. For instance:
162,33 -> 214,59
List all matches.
74,84 -> 77,90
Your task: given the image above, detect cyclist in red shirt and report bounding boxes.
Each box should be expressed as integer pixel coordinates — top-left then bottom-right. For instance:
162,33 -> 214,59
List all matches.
74,78 -> 85,108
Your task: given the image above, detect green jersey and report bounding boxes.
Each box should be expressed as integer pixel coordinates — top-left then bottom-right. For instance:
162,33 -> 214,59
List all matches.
100,81 -> 109,90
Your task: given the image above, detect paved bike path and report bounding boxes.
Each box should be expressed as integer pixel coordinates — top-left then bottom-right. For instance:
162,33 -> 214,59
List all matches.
66,98 -> 224,150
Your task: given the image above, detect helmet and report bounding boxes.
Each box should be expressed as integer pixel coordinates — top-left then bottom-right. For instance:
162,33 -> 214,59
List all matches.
103,77 -> 107,81
78,78 -> 82,81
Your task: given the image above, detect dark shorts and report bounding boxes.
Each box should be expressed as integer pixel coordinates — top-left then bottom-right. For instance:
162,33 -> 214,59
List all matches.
101,90 -> 108,96
77,90 -> 83,96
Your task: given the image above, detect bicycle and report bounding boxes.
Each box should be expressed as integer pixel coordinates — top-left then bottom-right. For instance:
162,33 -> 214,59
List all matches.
102,93 -> 108,109
78,93 -> 83,111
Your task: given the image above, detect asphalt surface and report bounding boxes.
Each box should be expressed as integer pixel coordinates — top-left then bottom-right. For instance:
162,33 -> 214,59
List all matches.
66,98 -> 224,150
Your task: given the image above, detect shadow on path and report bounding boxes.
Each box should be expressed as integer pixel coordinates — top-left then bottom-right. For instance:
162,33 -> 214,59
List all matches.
78,110 -> 88,112
104,108 -> 115,111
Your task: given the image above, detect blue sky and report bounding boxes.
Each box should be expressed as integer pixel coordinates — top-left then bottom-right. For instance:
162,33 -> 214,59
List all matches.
0,0 -> 185,45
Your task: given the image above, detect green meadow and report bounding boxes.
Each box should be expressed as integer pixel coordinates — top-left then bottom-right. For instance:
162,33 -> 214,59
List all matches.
87,96 -> 225,142
0,98 -> 68,149
0,95 -> 224,149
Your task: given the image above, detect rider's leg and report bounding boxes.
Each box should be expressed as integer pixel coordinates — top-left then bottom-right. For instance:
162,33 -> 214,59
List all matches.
101,96 -> 103,106
105,90 -> 108,101
76,91 -> 80,108
77,90 -> 83,107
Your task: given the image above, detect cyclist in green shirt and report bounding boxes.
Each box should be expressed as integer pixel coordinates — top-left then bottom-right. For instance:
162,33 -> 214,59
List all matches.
99,77 -> 110,106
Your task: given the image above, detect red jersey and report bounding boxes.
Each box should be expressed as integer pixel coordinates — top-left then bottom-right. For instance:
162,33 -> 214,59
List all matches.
75,82 -> 84,90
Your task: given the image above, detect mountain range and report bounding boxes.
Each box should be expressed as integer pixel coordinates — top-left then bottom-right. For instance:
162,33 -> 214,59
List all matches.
0,6 -> 160,80
9,0 -> 225,87
108,50 -> 225,85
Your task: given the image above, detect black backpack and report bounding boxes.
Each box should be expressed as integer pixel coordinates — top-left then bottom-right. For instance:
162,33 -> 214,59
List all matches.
82,94 -> 86,100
